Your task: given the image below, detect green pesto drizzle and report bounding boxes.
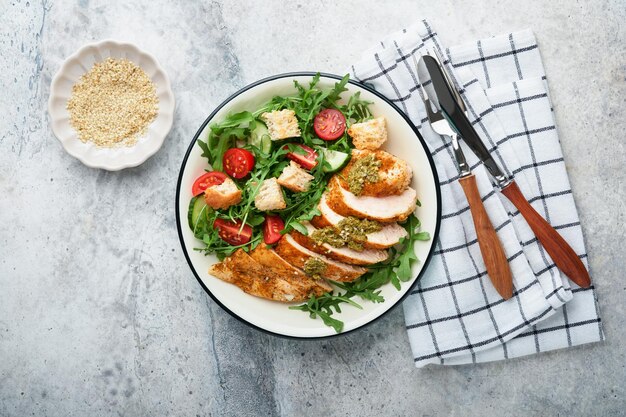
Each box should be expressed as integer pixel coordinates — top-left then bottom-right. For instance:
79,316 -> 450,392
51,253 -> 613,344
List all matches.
303,257 -> 326,279
311,216 -> 382,252
346,154 -> 381,195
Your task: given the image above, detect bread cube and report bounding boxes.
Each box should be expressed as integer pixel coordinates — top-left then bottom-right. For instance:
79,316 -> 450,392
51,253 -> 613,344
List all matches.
204,178 -> 242,209
277,161 -> 314,192
347,117 -> 387,150
254,178 -> 287,211
261,109 -> 301,140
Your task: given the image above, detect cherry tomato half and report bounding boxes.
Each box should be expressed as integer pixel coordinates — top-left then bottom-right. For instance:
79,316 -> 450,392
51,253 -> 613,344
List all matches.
223,148 -> 255,179
314,109 -> 346,141
213,218 -> 253,246
263,215 -> 285,245
192,171 -> 228,196
283,144 -> 318,170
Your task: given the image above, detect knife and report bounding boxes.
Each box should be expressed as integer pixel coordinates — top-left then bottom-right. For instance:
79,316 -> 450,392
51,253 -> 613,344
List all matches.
415,55 -> 513,299
423,54 -> 591,288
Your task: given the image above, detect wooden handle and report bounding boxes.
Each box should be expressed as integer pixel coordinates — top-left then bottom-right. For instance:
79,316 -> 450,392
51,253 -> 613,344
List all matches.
501,181 -> 591,288
459,174 -> 513,299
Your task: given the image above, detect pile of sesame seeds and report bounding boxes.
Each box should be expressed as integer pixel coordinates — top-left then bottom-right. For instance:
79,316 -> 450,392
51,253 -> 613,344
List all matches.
66,58 -> 159,148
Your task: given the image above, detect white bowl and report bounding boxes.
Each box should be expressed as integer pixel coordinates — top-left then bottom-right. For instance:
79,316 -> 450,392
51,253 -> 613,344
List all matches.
176,73 -> 441,338
48,40 -> 175,170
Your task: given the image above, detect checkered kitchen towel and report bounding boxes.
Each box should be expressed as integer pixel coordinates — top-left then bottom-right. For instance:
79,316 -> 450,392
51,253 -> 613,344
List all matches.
350,20 -> 604,366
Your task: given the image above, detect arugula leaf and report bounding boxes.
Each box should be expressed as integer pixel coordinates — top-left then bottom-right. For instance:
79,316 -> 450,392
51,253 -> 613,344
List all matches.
397,248 -> 417,282
197,138 -> 211,161
289,292 -> 362,333
333,268 -> 388,303
246,213 -> 265,227
289,221 -> 308,235
316,311 -> 344,333
395,214 -> 430,282
325,74 -> 349,105
210,111 -> 254,131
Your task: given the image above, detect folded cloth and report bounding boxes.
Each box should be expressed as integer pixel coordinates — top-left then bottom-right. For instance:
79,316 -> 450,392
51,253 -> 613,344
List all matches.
350,20 -> 604,366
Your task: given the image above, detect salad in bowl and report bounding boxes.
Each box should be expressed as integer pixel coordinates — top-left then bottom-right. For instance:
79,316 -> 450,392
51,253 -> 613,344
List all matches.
177,73 -> 441,337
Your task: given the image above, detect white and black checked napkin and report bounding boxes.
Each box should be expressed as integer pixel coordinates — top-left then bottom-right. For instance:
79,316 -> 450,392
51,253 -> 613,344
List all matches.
350,20 -> 604,366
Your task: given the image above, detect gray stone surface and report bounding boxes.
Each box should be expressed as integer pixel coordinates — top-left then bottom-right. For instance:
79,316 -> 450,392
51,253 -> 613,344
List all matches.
0,0 -> 624,416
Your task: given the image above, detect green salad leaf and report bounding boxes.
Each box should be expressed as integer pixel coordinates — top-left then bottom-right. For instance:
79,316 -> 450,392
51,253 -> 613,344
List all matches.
289,292 -> 362,333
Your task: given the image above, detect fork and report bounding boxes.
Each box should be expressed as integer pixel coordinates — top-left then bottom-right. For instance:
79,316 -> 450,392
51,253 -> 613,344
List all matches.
415,54 -> 513,299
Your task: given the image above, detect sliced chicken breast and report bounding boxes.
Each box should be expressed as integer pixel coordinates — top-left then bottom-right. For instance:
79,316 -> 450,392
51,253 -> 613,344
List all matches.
249,244 -> 332,293
209,249 -> 328,302
337,149 -> 412,197
290,222 -> 389,265
275,234 -> 367,282
310,194 -> 408,249
326,177 -> 418,223
366,224 -> 409,248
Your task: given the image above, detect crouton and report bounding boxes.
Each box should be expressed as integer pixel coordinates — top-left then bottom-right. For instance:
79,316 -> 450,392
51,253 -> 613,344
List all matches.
347,117 -> 387,150
261,109 -> 301,140
277,161 -> 314,192
203,178 -> 242,209
254,178 -> 287,211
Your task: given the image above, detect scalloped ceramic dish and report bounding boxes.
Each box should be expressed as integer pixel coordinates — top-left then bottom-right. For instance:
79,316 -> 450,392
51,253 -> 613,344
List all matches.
48,40 -> 175,170
176,73 -> 442,338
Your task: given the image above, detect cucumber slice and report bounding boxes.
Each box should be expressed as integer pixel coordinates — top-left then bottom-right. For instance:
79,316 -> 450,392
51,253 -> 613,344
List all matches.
322,149 -> 350,173
260,134 -> 272,154
250,122 -> 272,153
188,194 -> 209,233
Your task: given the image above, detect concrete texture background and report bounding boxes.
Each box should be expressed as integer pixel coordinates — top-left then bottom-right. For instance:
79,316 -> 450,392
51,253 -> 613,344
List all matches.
0,0 -> 624,416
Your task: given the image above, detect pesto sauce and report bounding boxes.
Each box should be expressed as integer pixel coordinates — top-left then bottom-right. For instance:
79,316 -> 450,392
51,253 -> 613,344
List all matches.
310,227 -> 345,247
347,154 -> 381,195
303,257 -> 326,279
311,216 -> 382,252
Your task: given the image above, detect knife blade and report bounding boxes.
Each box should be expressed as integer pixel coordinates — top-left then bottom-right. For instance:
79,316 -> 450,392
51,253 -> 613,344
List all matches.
422,56 -> 510,186
423,53 -> 591,288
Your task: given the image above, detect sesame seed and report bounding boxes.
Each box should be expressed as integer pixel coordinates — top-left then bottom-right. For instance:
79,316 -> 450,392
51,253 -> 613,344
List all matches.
66,58 -> 159,148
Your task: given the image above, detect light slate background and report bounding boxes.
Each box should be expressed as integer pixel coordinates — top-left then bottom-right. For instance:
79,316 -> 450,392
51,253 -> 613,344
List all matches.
1,0 -> 624,416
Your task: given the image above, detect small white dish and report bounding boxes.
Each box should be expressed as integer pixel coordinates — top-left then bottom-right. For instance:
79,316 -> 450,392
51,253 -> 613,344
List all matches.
176,73 -> 442,338
48,40 -> 175,170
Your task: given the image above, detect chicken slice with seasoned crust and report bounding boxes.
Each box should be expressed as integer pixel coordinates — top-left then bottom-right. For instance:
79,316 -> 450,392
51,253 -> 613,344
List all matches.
275,234 -> 367,282
337,149 -> 412,197
326,177 -> 418,223
290,222 -> 389,265
310,194 -> 408,249
209,248 -> 329,302
249,244 -> 332,293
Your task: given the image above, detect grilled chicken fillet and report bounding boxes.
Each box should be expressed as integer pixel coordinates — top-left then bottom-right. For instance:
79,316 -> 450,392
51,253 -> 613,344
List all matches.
326,177 -> 418,223
310,194 -> 408,249
275,234 -> 367,282
290,222 -> 389,265
209,249 -> 330,302
249,244 -> 332,293
337,149 -> 412,197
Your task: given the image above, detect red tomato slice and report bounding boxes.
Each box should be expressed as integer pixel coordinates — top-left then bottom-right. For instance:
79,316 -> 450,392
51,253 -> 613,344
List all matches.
192,171 -> 228,196
283,144 -> 318,170
223,148 -> 255,179
263,215 -> 285,245
213,218 -> 253,246
314,109 -> 346,141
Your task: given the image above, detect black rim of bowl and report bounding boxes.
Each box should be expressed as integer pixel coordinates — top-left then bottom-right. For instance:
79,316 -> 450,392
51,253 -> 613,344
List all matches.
175,72 -> 442,340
